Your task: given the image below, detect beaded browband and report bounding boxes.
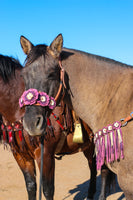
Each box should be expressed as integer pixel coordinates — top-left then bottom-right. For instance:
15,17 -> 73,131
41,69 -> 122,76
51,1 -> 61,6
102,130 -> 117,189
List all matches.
19,88 -> 56,109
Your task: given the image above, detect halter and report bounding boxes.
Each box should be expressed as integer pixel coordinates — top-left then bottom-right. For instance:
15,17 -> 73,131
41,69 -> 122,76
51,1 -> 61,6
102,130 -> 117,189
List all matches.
19,59 -> 66,109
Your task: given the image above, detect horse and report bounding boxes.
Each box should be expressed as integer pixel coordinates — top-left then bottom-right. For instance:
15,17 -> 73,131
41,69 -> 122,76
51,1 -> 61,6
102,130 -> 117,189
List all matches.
0,54 -> 113,200
20,33 -> 133,200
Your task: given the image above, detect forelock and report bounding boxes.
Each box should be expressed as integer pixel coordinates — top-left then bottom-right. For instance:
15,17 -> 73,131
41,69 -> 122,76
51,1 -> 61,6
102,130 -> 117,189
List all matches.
25,44 -> 47,67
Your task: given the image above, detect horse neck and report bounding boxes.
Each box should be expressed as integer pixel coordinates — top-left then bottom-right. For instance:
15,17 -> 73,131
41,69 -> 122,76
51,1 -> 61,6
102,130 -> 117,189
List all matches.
0,69 -> 25,123
62,50 -> 133,132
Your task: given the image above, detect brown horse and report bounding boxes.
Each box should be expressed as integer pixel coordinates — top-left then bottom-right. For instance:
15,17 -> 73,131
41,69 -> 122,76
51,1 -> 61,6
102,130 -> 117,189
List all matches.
20,34 -> 133,199
0,54 -> 113,200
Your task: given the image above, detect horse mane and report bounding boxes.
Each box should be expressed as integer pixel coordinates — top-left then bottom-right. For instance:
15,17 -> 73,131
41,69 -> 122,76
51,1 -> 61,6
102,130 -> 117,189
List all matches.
0,54 -> 22,83
25,44 -> 133,71
62,47 -> 133,69
69,48 -> 133,68
89,53 -> 133,68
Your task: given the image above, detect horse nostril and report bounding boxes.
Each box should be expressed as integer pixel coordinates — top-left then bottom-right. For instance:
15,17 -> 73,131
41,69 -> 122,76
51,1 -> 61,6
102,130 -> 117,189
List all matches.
36,117 -> 41,127
36,115 -> 43,129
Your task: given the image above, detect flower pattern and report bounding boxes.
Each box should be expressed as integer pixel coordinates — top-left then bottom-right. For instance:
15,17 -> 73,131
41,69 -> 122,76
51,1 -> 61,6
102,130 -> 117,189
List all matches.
49,97 -> 56,109
19,88 -> 56,110
38,92 -> 50,107
19,88 -> 38,108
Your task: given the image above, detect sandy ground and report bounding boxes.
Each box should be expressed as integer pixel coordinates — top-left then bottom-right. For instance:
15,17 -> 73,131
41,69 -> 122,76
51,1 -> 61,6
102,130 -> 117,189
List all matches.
0,145 -> 126,200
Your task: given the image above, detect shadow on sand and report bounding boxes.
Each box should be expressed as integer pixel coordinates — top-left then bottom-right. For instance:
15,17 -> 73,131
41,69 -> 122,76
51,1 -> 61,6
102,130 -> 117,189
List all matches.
62,174 -> 125,200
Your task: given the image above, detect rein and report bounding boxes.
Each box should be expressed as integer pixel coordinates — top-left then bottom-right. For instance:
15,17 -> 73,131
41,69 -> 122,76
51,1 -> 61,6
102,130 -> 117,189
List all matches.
120,111 -> 133,127
51,112 -> 65,130
39,135 -> 45,200
54,59 -> 66,102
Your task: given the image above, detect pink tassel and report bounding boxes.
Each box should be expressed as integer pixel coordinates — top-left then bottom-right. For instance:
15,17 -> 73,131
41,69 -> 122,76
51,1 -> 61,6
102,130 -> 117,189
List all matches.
114,122 -> 121,160
97,138 -> 100,170
119,128 -> 124,159
101,135 -> 105,166
112,125 -> 117,160
98,131 -> 102,168
106,134 -> 109,163
100,130 -> 105,167
116,129 -> 120,159
107,125 -> 114,163
110,131 -> 115,162
114,121 -> 124,159
95,121 -> 124,171
107,131 -> 111,163
103,127 -> 108,163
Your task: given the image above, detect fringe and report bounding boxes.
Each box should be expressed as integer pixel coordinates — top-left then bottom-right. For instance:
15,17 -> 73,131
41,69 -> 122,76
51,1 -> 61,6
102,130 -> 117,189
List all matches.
94,121 -> 124,170
1,122 -> 24,147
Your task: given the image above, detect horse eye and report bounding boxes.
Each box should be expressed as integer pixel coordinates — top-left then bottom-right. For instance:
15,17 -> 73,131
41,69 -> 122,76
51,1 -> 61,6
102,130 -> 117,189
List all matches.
48,73 -> 55,79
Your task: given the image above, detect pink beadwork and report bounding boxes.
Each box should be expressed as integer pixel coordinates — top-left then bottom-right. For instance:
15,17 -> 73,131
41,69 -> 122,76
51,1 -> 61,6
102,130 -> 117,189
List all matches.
19,88 -> 56,110
38,92 -> 50,107
94,121 -> 124,170
19,88 -> 38,108
49,97 -> 56,109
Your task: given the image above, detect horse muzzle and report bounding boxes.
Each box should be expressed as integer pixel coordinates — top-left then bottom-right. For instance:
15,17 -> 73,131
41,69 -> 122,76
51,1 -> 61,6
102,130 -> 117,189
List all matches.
23,114 -> 47,136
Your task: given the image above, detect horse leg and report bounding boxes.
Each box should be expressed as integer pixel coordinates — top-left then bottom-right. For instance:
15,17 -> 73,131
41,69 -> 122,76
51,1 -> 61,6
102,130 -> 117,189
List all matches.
98,164 -> 109,200
35,148 -> 55,200
98,164 -> 115,200
117,170 -> 133,200
83,148 -> 97,200
13,151 -> 37,200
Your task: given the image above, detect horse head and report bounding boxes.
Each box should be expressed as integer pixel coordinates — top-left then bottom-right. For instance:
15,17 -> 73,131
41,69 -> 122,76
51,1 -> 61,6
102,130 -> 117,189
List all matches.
20,34 -> 64,136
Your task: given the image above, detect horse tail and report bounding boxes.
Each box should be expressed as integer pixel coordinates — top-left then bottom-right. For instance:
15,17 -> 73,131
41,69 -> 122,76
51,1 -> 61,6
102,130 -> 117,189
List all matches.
100,164 -> 116,199
106,169 -> 116,193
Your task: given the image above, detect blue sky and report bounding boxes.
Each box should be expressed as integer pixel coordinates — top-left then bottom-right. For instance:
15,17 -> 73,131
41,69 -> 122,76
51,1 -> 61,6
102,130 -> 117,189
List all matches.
1,0 -> 133,65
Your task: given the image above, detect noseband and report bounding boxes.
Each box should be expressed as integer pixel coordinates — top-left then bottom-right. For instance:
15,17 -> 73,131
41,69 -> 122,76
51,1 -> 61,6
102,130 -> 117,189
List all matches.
19,59 -> 66,110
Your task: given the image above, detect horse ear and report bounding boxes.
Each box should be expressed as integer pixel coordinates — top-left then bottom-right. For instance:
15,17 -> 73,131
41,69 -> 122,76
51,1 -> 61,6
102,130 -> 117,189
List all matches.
49,34 -> 63,58
20,36 -> 34,55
